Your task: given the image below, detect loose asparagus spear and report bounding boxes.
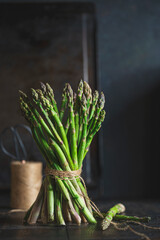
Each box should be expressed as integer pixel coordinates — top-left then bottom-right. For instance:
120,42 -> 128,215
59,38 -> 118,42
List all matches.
114,215 -> 151,223
100,203 -> 126,230
93,212 -> 151,223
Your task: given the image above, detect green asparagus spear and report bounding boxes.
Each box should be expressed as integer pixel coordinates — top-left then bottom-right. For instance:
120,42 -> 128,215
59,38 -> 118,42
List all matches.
88,92 -> 105,133
89,90 -> 99,121
83,81 -> 92,114
84,110 -> 106,158
59,85 -> 68,121
78,94 -> 88,168
46,83 -> 59,114
55,188 -> 65,225
46,176 -> 54,222
66,83 -> 78,169
114,215 -> 151,222
100,203 -> 125,230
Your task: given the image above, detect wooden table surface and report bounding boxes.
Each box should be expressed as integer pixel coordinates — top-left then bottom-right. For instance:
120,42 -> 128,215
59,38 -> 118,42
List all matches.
0,201 -> 160,240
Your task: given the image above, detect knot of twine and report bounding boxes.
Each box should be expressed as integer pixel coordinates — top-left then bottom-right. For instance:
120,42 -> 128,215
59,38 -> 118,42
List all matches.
45,167 -> 82,180
44,166 -> 103,218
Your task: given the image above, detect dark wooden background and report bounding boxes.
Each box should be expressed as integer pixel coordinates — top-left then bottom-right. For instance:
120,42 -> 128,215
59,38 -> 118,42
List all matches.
0,2 -> 99,197
0,0 -> 160,201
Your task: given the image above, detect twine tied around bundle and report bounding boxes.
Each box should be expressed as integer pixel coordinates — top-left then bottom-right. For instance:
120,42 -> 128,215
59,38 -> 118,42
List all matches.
44,166 -> 103,218
45,167 -> 82,180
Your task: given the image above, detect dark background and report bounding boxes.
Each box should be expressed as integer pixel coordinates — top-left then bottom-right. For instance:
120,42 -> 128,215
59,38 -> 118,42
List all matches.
0,0 -> 160,201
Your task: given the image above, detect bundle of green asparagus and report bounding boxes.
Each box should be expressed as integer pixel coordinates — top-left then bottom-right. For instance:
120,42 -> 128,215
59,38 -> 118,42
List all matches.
19,80 -> 105,225
19,81 -> 151,230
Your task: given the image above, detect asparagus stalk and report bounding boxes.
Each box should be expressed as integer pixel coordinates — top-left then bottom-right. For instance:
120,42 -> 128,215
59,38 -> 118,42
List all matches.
40,179 -> 48,224
46,83 -> 59,114
84,110 -> 106,158
74,93 -> 79,141
93,211 -> 151,223
78,94 -> 88,168
66,83 -> 78,170
89,90 -> 99,121
114,215 -> 151,222
77,80 -> 84,145
55,188 -> 65,225
27,184 -> 44,224
88,92 -> 105,133
83,81 -> 92,114
46,176 -> 54,222
100,203 -> 126,230
64,118 -> 70,135
62,200 -> 72,222
59,85 -> 68,121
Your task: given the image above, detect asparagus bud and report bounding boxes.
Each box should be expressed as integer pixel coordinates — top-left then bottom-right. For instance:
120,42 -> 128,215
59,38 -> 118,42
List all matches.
77,79 -> 83,99
40,82 -> 47,95
19,90 -> 28,101
65,83 -> 73,107
97,92 -> 105,110
46,83 -> 59,114
31,88 -> 39,102
46,83 -> 54,99
89,90 -> 99,120
83,81 -> 92,105
97,110 -> 106,126
93,90 -> 99,104
36,89 -> 51,110
81,94 -> 87,112
59,85 -> 68,121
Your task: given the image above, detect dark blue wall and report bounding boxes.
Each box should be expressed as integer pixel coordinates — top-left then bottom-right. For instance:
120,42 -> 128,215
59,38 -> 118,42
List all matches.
95,0 -> 160,199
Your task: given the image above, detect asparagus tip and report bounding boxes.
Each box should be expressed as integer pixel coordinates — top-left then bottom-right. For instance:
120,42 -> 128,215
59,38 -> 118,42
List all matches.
40,82 -> 46,93
19,90 -> 27,99
31,88 -> 39,101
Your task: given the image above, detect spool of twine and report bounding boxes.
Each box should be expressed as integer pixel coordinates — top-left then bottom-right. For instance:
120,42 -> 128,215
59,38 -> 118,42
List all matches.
11,161 -> 42,210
